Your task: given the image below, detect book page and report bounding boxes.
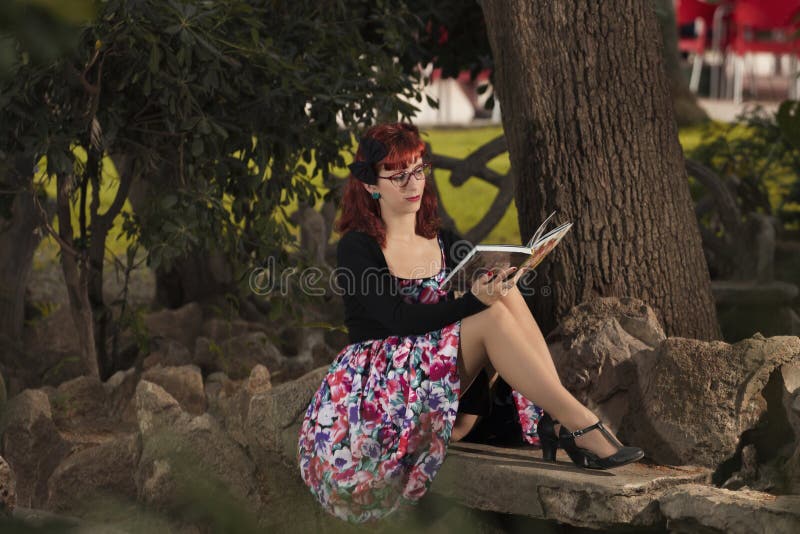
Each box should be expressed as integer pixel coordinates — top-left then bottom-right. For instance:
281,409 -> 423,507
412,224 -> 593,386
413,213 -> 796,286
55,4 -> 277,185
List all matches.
526,210 -> 558,249
442,249 -> 534,294
442,219 -> 572,295
522,223 -> 573,271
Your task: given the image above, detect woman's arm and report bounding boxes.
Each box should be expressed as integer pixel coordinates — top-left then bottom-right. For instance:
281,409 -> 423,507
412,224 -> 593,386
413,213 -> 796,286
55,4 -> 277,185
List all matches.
336,231 -> 488,337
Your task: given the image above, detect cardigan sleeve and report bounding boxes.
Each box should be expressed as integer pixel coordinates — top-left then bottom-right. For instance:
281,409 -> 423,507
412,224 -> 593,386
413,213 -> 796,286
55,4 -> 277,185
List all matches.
336,231 -> 489,337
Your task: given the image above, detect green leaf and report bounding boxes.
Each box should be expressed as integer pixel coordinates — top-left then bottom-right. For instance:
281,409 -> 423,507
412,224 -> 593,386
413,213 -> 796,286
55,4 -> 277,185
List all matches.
191,137 -> 204,157
161,195 -> 178,209
149,45 -> 161,73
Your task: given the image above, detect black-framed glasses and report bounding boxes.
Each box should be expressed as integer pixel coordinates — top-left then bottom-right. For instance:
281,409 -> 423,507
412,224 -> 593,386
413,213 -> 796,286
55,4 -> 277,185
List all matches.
378,163 -> 433,188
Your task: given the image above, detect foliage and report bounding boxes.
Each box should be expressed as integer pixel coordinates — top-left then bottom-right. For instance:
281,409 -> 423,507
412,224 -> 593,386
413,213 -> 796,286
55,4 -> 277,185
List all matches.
688,100 -> 800,230
3,0 -> 429,270
0,0 -> 436,375
0,0 -> 96,76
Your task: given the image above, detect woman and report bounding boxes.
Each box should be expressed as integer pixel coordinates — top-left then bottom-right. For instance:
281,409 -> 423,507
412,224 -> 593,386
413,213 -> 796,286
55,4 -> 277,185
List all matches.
297,122 -> 644,523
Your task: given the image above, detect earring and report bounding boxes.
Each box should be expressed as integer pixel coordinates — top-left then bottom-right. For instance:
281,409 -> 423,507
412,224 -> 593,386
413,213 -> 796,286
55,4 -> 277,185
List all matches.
371,191 -> 381,200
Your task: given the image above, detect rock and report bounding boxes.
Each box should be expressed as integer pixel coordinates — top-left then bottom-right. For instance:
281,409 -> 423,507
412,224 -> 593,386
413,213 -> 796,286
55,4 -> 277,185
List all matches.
194,332 -> 287,380
204,372 -> 238,410
133,381 -> 183,435
740,444 -> 759,482
545,297 -> 665,431
0,455 -> 16,515
659,484 -> 800,533
622,335 -> 800,467
22,306 -> 81,357
142,338 -> 193,370
0,390 -> 70,508
244,365 -> 333,532
778,361 -> 800,440
143,302 -> 203,352
21,306 -> 90,386
245,365 -> 328,466
46,433 -> 141,512
246,365 -> 271,396
141,365 -> 206,415
46,376 -> 113,433
133,381 -> 259,513
103,367 -> 140,424
200,318 -> 266,344
208,365 -> 273,449
430,441 -> 710,530
311,342 -> 338,370
786,445 -> 800,494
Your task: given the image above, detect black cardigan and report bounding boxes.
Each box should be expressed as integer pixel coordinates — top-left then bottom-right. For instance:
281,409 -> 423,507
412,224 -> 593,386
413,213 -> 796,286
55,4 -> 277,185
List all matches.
335,227 -> 494,417
335,227 -> 489,345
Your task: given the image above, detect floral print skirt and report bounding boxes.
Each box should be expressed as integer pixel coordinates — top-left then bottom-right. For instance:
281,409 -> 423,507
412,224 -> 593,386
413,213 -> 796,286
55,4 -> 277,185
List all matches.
297,320 -> 463,524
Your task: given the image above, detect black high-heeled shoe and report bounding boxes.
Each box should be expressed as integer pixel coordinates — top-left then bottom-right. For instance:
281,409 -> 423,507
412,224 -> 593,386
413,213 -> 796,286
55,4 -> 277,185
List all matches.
538,412 -> 560,462
558,421 -> 645,469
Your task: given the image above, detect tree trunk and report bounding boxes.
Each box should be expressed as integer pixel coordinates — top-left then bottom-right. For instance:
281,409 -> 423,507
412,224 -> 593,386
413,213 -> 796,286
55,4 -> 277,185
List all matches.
0,160 -> 43,343
85,153 -> 133,378
481,0 -> 721,340
56,172 -> 100,379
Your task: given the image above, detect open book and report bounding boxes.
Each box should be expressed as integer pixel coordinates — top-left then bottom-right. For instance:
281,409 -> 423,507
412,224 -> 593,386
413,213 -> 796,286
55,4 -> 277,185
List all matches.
440,211 -> 572,294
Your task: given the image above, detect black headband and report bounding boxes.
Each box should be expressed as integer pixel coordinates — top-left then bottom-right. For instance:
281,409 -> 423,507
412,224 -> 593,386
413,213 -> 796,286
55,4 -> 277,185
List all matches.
347,137 -> 388,185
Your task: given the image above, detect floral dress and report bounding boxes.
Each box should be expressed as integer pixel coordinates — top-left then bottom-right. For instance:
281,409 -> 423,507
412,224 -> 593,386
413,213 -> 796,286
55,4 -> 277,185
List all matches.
297,232 -> 543,523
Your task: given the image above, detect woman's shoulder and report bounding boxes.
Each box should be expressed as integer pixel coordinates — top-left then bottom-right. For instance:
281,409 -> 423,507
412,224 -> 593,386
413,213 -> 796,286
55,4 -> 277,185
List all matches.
337,229 -> 373,247
336,230 -> 381,261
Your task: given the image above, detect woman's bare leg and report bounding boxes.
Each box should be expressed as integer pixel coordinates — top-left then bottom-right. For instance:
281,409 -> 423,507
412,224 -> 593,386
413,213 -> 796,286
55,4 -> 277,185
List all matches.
456,301 -> 621,458
453,285 -> 562,442
451,412 -> 480,442
499,285 -> 560,383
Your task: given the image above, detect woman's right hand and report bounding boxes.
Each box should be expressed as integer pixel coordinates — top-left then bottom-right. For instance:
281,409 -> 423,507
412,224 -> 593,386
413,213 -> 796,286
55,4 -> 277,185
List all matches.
469,266 -> 518,306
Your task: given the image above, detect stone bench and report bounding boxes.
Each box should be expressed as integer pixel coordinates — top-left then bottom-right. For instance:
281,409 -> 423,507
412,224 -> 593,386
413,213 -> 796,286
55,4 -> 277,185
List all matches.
430,441 -> 800,532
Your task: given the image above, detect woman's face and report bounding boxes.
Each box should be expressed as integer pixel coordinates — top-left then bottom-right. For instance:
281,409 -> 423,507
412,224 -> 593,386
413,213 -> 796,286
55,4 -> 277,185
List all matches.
365,155 -> 425,210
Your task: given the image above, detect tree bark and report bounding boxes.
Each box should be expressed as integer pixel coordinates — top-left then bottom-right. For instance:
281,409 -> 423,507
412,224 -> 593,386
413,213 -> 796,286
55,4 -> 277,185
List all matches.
0,159 -> 44,343
85,152 -> 133,378
56,172 -> 100,379
481,0 -> 721,340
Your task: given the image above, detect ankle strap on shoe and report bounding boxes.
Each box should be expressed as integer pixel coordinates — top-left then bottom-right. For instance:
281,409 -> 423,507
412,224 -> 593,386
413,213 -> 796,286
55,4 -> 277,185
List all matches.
564,421 -> 601,439
564,421 -> 625,449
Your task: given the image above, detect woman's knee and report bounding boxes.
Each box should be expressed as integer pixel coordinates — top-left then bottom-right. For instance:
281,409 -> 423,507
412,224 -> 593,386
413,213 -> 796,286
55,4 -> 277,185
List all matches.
481,298 -> 515,323
462,300 -> 513,340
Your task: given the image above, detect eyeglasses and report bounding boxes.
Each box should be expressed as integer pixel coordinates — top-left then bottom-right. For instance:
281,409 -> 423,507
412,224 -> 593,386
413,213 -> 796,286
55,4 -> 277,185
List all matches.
378,163 -> 433,188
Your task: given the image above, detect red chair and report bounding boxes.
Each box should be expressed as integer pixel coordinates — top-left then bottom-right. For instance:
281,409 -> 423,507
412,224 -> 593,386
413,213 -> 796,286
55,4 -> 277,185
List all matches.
676,0 -> 724,93
727,0 -> 800,103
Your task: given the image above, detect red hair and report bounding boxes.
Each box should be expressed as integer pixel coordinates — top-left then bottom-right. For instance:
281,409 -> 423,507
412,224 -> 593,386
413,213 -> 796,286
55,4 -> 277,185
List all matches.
334,122 -> 441,248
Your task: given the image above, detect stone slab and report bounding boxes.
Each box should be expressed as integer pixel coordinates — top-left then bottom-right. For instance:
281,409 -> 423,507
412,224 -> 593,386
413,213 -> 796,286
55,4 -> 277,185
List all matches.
430,441 -> 711,530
